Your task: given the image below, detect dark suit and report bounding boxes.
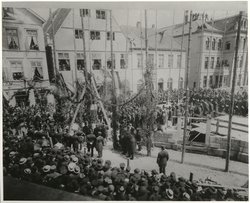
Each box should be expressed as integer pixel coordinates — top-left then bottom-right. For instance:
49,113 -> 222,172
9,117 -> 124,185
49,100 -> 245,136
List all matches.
157,149 -> 169,174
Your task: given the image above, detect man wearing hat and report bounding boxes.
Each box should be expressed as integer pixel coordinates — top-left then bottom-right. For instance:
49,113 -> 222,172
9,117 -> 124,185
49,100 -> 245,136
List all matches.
95,132 -> 104,158
86,133 -> 96,157
156,146 -> 169,174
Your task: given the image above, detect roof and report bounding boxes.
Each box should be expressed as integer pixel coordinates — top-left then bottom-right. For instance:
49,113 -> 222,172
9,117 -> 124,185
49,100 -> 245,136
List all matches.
159,19 -> 223,37
120,25 -> 185,51
43,8 -> 71,37
2,7 -> 45,24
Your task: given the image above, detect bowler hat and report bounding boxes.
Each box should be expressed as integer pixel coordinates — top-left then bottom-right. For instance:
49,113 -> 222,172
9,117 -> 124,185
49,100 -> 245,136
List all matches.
19,158 -> 27,165
24,168 -> 31,175
43,165 -> 51,173
166,189 -> 174,199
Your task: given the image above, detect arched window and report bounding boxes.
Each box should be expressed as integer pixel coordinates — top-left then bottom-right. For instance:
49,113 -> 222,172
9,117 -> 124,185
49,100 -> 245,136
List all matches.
212,38 -> 216,50
167,78 -> 173,90
158,78 -> 164,91
205,38 -> 210,50
179,77 -> 184,89
218,39 -> 222,50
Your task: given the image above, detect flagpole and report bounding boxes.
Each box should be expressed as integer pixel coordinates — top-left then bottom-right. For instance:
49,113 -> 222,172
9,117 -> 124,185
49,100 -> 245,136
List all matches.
181,10 -> 192,164
225,11 -> 242,172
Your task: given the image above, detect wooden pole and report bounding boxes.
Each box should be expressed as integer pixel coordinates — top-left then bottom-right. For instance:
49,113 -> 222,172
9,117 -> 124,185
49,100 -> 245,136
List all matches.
181,10 -> 192,164
217,11 -> 228,88
110,10 -> 118,149
177,10 -> 186,102
72,9 -> 78,91
69,9 -> 89,129
80,9 -> 88,81
49,9 -> 58,80
225,12 -> 242,172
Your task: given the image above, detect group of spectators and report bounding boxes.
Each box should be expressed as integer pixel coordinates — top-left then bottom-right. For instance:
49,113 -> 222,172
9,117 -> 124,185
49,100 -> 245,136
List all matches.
157,88 -> 248,117
3,130 -> 247,201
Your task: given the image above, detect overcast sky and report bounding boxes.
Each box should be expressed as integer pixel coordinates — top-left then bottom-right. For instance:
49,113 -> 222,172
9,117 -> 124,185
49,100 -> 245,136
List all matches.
4,1 -> 248,28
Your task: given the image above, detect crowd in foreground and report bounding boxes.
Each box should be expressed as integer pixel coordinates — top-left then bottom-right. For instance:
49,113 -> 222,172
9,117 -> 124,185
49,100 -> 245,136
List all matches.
3,135 -> 247,201
3,106 -> 248,201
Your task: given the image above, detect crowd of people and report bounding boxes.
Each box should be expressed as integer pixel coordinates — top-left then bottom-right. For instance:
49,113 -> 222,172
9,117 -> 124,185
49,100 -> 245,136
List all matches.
3,130 -> 247,201
157,88 -> 248,117
2,86 -> 248,201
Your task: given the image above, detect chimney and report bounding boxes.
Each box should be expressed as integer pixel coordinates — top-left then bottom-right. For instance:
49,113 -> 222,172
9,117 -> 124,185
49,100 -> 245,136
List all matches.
184,10 -> 189,24
152,24 -> 155,28
136,21 -> 141,28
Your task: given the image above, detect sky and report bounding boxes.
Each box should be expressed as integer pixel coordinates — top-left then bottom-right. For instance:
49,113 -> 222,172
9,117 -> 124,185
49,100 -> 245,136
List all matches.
3,1 -> 248,28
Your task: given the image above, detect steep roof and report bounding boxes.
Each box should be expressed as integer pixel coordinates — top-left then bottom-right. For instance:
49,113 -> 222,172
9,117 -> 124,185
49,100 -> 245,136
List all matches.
2,7 -> 45,24
120,25 -> 185,51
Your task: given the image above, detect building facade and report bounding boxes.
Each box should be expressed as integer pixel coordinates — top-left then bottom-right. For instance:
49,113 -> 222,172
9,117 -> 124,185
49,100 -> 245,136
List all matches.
121,24 -> 186,93
2,7 -> 50,106
43,8 -> 129,95
160,11 -> 248,90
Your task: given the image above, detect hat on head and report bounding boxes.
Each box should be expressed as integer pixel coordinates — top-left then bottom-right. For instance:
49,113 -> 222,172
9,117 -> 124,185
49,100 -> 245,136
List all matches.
64,155 -> 70,162
120,163 -> 126,169
182,192 -> 190,200
43,165 -> 51,173
72,157 -> 78,163
166,189 -> 174,199
19,158 -> 27,165
74,165 -> 80,174
134,168 -> 140,174
151,169 -> 158,175
68,162 -> 76,172
24,168 -> 31,175
50,165 -> 57,171
108,185 -> 115,192
126,166 -> 131,172
119,186 -> 125,192
105,160 -> 111,166
98,185 -> 104,193
9,151 -> 16,157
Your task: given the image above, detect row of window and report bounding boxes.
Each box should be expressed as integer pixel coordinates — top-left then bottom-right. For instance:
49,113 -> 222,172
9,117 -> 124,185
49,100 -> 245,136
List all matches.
204,55 -> 244,69
137,54 -> 182,69
4,60 -> 43,81
4,28 -> 39,50
203,75 -> 227,88
80,9 -> 106,20
58,53 -> 126,71
75,29 -> 115,40
205,38 -> 234,51
203,74 -> 243,88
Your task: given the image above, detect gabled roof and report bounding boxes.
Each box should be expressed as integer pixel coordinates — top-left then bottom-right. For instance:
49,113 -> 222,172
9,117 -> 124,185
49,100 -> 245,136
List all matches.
2,7 -> 45,24
43,8 -> 71,37
120,25 -> 185,51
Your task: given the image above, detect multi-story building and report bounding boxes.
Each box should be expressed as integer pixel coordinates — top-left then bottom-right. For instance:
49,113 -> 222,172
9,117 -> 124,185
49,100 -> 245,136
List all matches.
43,9 -> 186,95
121,23 -> 186,93
160,11 -> 248,90
2,7 -> 50,106
43,8 -> 129,95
